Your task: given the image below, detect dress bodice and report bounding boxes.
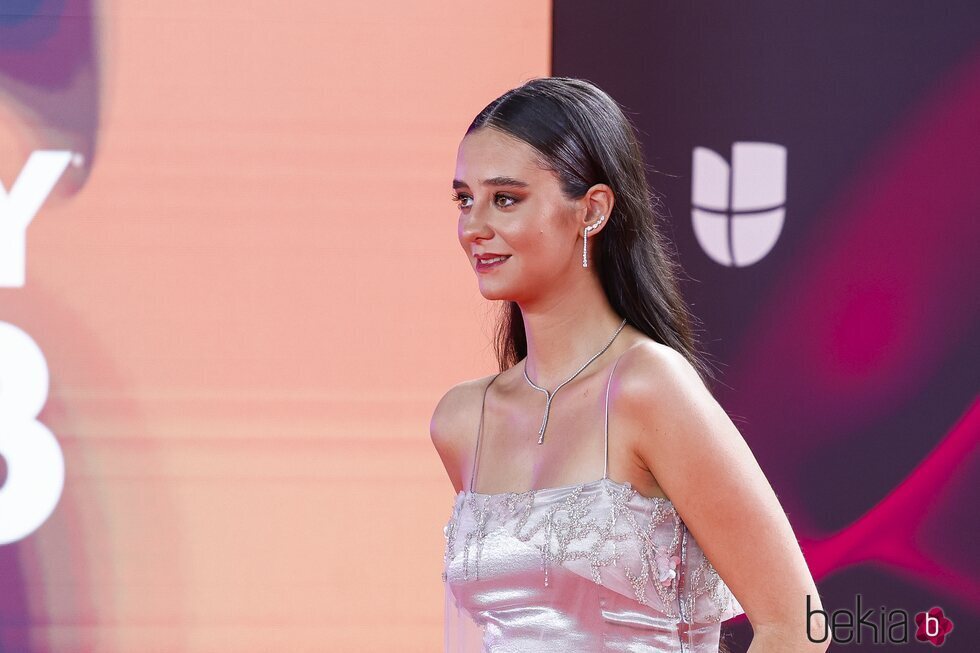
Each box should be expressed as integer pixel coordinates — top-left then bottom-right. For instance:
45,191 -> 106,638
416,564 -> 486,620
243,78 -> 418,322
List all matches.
441,353 -> 745,652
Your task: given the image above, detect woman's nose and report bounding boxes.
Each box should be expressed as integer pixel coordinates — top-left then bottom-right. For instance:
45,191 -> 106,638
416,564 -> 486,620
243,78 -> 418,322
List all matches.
459,203 -> 492,240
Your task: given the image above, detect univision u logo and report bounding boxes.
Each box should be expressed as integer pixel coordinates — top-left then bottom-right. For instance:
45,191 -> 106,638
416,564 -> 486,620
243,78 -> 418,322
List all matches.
691,142 -> 787,266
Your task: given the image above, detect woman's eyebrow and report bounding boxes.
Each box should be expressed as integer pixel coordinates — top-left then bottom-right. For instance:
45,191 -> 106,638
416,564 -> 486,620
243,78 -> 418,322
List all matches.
452,176 -> 529,190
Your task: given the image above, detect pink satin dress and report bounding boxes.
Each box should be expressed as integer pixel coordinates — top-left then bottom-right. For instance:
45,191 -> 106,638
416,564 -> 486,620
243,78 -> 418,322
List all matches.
441,356 -> 745,652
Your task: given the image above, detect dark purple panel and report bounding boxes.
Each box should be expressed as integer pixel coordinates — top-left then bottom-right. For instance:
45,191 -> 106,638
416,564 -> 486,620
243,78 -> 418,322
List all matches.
554,2 -> 979,650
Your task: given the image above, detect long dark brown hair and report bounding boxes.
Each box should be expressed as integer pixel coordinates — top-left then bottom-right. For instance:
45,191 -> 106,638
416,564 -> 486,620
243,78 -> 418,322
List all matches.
466,76 -> 718,389
466,77 -> 736,653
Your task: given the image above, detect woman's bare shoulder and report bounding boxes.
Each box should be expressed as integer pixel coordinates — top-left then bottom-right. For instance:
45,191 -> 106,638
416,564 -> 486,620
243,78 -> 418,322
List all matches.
610,338 -> 715,455
614,338 -> 705,401
429,373 -> 501,491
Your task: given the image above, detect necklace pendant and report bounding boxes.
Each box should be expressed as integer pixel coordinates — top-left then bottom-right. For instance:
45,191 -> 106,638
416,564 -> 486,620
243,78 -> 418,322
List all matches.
521,317 -> 628,448
537,403 -> 550,444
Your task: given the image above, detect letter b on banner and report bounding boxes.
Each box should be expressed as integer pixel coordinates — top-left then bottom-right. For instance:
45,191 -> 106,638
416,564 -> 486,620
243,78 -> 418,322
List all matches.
0,321 -> 65,544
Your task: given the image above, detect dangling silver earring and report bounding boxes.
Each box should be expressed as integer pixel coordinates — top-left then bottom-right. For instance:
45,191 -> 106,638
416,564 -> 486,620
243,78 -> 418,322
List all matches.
582,214 -> 604,267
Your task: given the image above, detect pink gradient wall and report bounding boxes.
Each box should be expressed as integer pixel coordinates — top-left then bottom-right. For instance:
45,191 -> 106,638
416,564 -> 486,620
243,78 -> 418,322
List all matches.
0,1 -> 551,650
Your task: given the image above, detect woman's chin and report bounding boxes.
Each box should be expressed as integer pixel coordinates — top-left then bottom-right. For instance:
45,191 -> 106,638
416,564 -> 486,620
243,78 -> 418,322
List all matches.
477,282 -> 514,302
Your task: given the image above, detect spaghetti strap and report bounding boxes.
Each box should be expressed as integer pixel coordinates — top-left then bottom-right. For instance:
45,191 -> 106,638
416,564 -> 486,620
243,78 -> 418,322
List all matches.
602,353 -> 626,480
468,372 -> 502,493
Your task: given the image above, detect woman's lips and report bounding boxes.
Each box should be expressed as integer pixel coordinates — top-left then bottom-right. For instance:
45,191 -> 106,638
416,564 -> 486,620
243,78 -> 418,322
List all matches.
476,255 -> 511,272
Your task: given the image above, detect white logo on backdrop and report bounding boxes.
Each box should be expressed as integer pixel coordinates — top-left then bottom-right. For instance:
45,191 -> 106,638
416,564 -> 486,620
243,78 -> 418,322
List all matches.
691,142 -> 787,266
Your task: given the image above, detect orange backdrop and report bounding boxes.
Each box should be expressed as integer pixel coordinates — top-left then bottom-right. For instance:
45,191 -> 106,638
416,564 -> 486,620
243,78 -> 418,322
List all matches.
0,2 -> 550,650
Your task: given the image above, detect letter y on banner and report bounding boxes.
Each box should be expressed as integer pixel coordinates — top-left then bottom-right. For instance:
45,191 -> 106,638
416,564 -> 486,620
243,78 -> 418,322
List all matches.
0,150 -> 73,287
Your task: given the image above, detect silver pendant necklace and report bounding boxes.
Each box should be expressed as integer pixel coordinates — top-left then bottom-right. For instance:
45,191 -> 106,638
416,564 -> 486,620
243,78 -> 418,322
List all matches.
522,318 -> 628,444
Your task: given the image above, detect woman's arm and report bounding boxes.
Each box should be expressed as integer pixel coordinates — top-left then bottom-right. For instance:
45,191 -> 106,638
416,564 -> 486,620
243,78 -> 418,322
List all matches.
431,377 -> 497,495
617,343 -> 829,653
430,382 -> 470,495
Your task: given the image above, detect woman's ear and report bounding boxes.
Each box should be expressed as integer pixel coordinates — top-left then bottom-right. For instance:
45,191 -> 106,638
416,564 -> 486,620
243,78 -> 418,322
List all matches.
580,183 -> 615,233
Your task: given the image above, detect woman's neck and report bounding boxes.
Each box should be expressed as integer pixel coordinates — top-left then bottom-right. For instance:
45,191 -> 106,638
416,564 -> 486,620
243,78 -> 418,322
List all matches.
519,303 -> 629,389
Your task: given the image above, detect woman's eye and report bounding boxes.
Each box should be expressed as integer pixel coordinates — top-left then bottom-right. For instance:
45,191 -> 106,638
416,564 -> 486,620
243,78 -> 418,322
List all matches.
451,192 -> 472,209
451,192 -> 517,210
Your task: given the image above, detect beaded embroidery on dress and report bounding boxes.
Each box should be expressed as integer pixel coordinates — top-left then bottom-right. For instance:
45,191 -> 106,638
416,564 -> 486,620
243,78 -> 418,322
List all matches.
442,355 -> 745,652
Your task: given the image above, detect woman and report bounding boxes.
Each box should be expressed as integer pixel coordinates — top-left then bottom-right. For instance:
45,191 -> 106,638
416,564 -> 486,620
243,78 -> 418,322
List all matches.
431,77 -> 828,653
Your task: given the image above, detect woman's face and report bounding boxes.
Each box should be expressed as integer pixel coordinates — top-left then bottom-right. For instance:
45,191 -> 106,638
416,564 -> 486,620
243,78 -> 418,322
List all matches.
453,127 -> 582,302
